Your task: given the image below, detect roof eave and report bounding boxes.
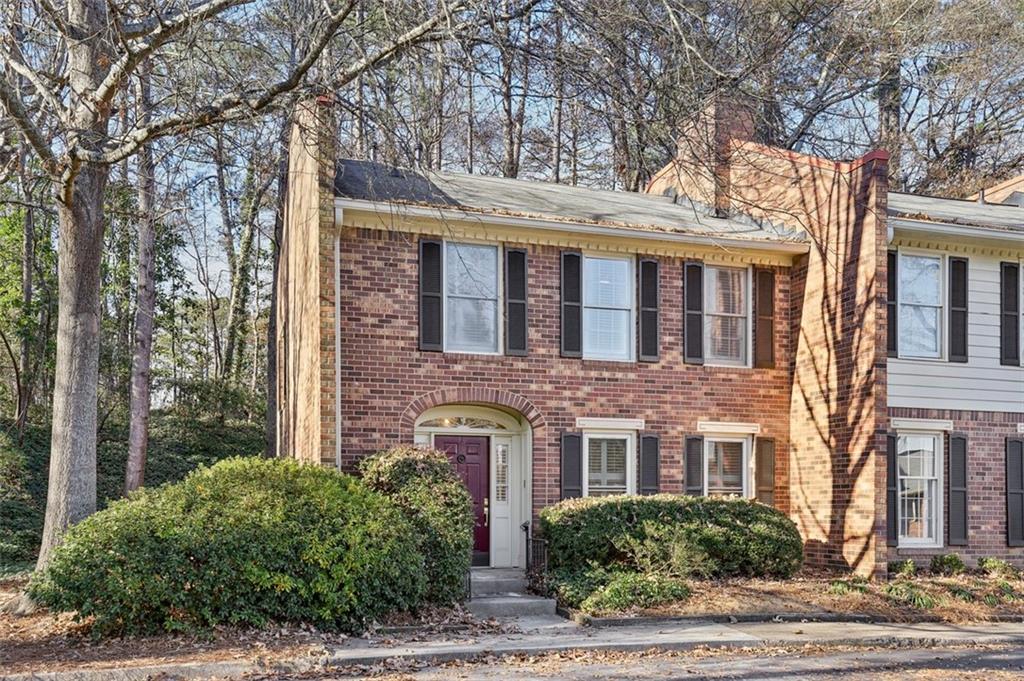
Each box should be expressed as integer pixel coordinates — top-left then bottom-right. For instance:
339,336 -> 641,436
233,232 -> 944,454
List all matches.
333,197 -> 811,255
890,216 -> 1024,245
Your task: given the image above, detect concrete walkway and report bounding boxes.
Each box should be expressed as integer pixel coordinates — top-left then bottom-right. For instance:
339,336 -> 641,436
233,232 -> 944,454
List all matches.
7,618 -> 1024,681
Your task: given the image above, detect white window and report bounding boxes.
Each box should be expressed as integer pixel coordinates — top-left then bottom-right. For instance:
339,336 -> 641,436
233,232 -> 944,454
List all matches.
444,242 -> 500,353
704,436 -> 750,497
583,255 -> 634,361
897,432 -> 943,547
583,431 -> 636,496
705,265 -> 749,366
898,253 -> 943,359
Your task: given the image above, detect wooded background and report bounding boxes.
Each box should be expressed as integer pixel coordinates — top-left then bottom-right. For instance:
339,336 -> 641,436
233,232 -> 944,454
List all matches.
1,0 -> 1023,569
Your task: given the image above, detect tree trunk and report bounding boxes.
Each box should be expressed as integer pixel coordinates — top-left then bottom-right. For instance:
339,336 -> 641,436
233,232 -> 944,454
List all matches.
37,164 -> 106,570
878,54 -> 902,190
15,162 -> 34,436
125,62 -> 157,494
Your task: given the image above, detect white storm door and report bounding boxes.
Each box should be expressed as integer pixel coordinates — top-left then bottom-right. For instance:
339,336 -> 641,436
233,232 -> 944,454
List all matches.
490,436 -> 514,567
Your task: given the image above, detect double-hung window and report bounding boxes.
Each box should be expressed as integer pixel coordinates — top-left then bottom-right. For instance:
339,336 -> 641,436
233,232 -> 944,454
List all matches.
582,255 -> 634,361
704,437 -> 749,497
444,242 -> 500,353
704,265 -> 749,366
583,432 -> 635,496
897,432 -> 943,547
898,253 -> 943,359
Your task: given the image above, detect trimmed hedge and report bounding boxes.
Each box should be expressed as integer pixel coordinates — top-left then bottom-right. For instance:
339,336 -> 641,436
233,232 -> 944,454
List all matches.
29,458 -> 426,635
361,446 -> 474,604
539,494 -> 803,579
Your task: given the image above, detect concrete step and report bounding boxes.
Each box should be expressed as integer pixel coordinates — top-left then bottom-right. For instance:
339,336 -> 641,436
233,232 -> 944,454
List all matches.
471,576 -> 528,597
468,594 -> 558,618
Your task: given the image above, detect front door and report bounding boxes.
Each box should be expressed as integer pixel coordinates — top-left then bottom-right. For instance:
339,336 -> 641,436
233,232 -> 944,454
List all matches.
435,435 -> 490,566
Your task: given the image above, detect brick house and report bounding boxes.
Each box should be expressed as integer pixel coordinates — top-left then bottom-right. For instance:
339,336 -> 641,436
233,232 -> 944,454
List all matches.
275,97 -> 1024,577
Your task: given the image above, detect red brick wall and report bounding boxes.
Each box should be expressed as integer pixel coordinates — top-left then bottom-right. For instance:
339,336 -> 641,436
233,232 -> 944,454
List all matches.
336,228 -> 794,516
889,407 -> 1024,567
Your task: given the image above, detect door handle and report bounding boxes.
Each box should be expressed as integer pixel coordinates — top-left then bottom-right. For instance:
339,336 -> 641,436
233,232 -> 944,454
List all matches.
483,497 -> 489,525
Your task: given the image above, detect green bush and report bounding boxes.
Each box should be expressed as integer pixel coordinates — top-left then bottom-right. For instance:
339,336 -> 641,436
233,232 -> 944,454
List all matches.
979,557 -> 1018,579
547,565 -> 627,608
360,446 -> 474,604
579,572 -> 691,615
539,495 -> 803,579
29,458 -> 426,635
888,559 -> 917,578
930,553 -> 965,576
884,581 -> 936,609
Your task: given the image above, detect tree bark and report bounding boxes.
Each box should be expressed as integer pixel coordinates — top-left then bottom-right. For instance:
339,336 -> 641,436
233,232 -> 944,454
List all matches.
125,62 -> 157,493
37,164 -> 106,569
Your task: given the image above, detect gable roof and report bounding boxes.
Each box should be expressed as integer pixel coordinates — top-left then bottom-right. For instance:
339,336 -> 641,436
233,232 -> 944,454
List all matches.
888,191 -> 1024,234
334,159 -> 803,243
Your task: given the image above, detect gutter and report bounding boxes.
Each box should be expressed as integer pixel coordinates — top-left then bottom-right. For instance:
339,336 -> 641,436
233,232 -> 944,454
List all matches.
333,197 -> 811,255
890,216 -> 1024,245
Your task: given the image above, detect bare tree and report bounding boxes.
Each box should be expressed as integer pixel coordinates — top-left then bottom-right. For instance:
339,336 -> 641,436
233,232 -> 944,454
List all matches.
0,0 -> 486,580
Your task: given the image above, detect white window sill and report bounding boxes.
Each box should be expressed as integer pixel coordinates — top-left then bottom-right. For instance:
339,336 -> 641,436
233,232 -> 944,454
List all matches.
703,361 -> 752,369
891,355 -> 945,363
898,540 -> 943,550
582,355 -> 635,363
442,349 -> 504,357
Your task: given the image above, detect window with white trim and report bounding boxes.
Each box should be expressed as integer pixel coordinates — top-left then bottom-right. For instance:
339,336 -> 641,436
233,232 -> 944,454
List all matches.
704,436 -> 749,496
583,431 -> 636,496
704,265 -> 748,366
897,432 -> 943,547
582,255 -> 634,361
898,253 -> 943,359
444,242 -> 500,353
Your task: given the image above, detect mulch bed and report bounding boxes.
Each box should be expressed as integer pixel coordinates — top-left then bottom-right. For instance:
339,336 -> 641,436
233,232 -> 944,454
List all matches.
0,577 -> 505,676
575,568 -> 1024,623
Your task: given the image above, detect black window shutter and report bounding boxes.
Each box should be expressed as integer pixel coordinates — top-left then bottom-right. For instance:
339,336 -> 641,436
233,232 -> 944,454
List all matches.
684,435 -> 704,496
560,432 -> 583,499
1007,437 -> 1024,547
638,258 -> 659,362
949,257 -> 968,363
419,239 -> 443,351
887,251 -> 898,357
505,248 -> 528,356
561,252 -> 582,358
1000,263 -> 1020,367
754,269 -> 775,368
640,434 -> 660,495
684,262 -> 704,364
948,434 -> 968,546
755,438 -> 776,506
887,434 -> 898,546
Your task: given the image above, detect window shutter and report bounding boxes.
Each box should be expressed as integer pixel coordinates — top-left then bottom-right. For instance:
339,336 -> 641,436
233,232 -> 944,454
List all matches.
1000,263 -> 1020,367
684,435 -> 704,495
640,434 -> 660,495
1007,437 -> 1024,547
683,262 -> 704,364
505,248 -> 528,356
948,434 -> 968,546
561,252 -> 582,357
419,239 -> 443,351
755,438 -> 775,506
887,434 -> 898,546
638,258 -> 659,362
887,251 -> 898,357
560,432 -> 583,499
754,269 -> 775,368
949,257 -> 968,363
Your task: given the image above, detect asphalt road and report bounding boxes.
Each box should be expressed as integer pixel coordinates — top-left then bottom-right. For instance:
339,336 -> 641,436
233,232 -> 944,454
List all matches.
273,644 -> 1024,680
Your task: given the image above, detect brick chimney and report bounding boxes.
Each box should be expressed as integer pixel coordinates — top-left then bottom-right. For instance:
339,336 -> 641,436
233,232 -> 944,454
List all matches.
646,93 -> 756,217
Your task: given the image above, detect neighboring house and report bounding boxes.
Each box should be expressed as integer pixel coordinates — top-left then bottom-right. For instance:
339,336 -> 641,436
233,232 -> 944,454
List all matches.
276,97 -> 1024,576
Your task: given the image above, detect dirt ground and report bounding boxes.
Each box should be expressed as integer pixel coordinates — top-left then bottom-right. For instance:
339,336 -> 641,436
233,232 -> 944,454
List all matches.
587,570 -> 1024,623
0,576 -> 494,676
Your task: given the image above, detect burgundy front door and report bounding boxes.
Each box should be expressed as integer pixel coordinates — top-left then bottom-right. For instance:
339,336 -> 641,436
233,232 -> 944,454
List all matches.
435,435 -> 489,565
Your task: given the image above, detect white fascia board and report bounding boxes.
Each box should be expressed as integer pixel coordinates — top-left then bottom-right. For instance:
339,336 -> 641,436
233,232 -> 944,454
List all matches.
334,197 -> 810,255
891,217 -> 1024,246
